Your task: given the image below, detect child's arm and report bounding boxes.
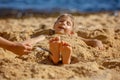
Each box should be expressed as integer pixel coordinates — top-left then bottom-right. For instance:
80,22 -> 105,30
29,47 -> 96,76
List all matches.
80,37 -> 104,50
0,37 -> 32,56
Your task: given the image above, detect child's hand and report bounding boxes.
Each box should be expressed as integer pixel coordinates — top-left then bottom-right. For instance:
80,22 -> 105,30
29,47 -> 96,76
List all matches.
9,42 -> 32,56
87,39 -> 104,50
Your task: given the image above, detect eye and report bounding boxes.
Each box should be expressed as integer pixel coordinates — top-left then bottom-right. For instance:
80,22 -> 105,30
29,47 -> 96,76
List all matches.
58,20 -> 64,24
67,21 -> 71,26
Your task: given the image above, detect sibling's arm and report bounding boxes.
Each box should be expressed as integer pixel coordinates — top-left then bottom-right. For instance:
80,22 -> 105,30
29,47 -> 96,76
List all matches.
0,35 -> 45,56
80,37 -> 104,50
0,37 -> 32,56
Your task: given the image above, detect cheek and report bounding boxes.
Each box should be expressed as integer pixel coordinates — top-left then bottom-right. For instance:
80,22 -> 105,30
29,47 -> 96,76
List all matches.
53,24 -> 57,30
54,23 -> 59,29
66,26 -> 72,31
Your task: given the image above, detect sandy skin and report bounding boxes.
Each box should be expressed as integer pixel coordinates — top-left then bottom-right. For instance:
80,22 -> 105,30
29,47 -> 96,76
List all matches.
60,41 -> 72,64
49,37 -> 72,64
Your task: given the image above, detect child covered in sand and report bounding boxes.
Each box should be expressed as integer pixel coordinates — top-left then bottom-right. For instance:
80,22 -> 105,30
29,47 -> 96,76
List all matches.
48,13 -> 104,64
1,13 -> 103,63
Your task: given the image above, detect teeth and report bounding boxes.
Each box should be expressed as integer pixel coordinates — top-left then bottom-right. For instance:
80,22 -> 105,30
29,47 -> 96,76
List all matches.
59,26 -> 64,29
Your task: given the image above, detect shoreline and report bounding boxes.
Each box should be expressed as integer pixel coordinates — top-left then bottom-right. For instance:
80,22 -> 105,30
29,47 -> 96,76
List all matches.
0,8 -> 120,18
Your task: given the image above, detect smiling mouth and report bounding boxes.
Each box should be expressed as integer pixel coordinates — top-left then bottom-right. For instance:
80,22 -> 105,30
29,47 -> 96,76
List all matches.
58,26 -> 65,29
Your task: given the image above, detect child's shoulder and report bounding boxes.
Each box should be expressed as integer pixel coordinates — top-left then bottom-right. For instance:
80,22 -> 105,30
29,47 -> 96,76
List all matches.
49,29 -> 55,35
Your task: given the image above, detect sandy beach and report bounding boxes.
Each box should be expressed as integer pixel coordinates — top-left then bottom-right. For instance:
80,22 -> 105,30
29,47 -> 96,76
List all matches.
0,12 -> 120,80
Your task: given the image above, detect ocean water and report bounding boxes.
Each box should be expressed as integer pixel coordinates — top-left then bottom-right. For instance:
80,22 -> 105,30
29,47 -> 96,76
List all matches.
0,0 -> 120,13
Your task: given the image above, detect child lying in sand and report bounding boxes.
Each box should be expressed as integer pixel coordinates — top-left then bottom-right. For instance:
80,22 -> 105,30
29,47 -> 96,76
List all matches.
0,35 -> 45,56
48,13 -> 104,64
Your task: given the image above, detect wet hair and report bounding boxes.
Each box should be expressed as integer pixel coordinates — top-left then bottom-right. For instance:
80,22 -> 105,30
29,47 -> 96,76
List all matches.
56,13 -> 74,28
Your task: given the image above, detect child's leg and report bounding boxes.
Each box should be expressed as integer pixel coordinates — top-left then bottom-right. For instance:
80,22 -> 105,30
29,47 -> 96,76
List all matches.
60,41 -> 72,64
49,37 -> 60,64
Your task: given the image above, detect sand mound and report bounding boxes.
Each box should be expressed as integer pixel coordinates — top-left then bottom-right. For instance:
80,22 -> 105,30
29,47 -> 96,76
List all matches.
0,12 -> 120,80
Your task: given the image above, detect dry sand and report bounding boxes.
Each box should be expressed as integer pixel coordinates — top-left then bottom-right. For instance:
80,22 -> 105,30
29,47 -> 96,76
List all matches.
0,12 -> 120,80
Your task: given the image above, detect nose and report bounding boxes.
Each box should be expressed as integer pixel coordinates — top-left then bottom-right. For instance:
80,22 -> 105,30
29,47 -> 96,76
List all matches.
61,21 -> 66,25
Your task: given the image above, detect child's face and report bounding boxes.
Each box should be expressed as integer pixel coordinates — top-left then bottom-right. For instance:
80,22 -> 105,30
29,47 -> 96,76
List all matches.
54,17 -> 73,34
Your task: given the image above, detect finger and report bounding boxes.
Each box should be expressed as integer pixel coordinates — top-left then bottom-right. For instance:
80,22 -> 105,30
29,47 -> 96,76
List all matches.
23,43 -> 32,49
25,43 -> 32,46
24,50 -> 32,54
24,52 -> 30,55
27,47 -> 32,51
25,46 -> 32,51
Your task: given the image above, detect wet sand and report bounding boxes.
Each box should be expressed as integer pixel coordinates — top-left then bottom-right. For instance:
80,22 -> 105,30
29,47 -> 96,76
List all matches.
0,12 -> 120,80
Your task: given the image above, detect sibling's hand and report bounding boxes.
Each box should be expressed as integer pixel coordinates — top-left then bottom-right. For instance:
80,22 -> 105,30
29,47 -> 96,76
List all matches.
9,42 -> 32,56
